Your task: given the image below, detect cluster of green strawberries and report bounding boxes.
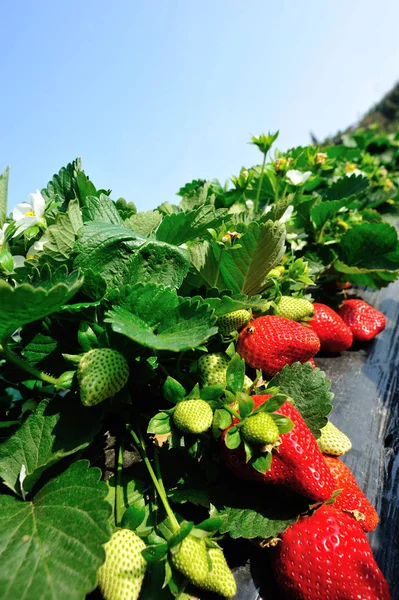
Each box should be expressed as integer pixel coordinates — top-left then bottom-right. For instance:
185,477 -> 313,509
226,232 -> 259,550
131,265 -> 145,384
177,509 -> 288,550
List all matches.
74,287 -> 389,600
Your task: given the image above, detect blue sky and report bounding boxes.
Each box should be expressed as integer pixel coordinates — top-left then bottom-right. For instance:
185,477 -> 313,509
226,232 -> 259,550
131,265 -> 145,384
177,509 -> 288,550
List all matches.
2,0 -> 399,212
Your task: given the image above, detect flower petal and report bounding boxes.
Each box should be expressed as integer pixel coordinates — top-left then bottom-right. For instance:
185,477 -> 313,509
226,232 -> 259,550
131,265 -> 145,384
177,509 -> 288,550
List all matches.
29,189 -> 46,219
13,203 -> 33,221
286,170 -> 312,186
14,216 -> 38,235
13,255 -> 26,268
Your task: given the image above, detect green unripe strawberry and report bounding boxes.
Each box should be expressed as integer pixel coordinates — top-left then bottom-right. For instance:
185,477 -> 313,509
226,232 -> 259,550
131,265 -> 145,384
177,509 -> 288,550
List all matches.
318,421 -> 352,456
78,348 -> 129,407
268,265 -> 285,279
173,399 -> 213,434
201,547 -> 237,598
275,296 -> 314,321
198,353 -> 253,392
97,529 -> 147,600
217,309 -> 252,336
170,535 -> 209,586
242,412 -> 280,445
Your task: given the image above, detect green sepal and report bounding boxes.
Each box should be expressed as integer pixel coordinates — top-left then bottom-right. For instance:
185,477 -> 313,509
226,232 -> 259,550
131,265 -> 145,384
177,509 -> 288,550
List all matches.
163,377 -> 186,404
257,394 -> 289,413
142,543 -> 169,563
270,413 -> 295,434
186,383 -> 200,399
243,439 -> 254,463
224,426 -> 241,449
200,386 -> 224,401
147,411 -> 173,434
237,392 -> 254,419
251,452 -> 272,474
121,503 -> 147,530
194,517 -> 224,533
226,353 -> 245,394
212,409 -> 232,438
168,521 -> 194,554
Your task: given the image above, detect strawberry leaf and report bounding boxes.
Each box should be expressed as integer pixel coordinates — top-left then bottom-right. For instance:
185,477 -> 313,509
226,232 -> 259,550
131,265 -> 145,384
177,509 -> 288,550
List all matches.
237,392 -> 254,418
155,205 -> 228,246
105,283 -> 217,352
0,274 -> 83,342
269,362 -> 333,438
0,461 -> 111,600
148,412 -> 172,435
205,292 -> 270,317
0,396 -> 103,496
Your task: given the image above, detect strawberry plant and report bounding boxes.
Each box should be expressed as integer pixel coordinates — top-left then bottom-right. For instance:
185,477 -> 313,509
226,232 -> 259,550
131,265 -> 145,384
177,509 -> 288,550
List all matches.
0,127 -> 396,599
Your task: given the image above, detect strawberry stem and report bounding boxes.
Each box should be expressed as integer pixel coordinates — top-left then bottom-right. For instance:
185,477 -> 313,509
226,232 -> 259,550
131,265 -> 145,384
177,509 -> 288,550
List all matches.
223,404 -> 241,420
254,151 -> 267,214
128,426 -> 180,533
0,341 -> 59,385
115,440 -> 124,527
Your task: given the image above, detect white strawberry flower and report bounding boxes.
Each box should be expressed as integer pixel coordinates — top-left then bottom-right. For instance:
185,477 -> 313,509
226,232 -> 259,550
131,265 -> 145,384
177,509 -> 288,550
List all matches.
286,170 -> 312,186
13,189 -> 46,234
0,223 -> 9,248
279,205 -> 294,223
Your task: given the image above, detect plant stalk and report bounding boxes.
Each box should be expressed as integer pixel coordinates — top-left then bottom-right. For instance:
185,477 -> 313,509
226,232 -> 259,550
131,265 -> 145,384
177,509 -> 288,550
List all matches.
254,152 -> 267,214
0,342 -> 59,385
128,426 -> 180,532
115,440 -> 124,527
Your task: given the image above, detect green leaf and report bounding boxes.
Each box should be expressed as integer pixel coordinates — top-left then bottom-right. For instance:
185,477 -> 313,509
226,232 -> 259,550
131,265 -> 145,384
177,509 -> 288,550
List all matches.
269,363 -> 333,438
322,173 -> 369,200
148,412 -> 172,435
251,452 -> 272,474
0,274 -> 83,341
0,460 -> 111,600
142,543 -> 169,562
41,158 -> 81,209
128,240 -> 190,289
168,521 -> 194,552
125,210 -> 163,237
270,414 -> 295,434
336,222 -> 399,272
105,283 -> 217,352
156,206 -> 228,246
218,221 -> 286,295
163,377 -> 186,403
74,222 -> 145,288
205,293 -> 270,316
212,409 -> 232,437
21,332 -> 57,364
122,503 -> 147,530
195,517 -> 224,532
310,198 -> 348,231
226,353 -> 245,394
214,483 -> 308,539
225,427 -> 241,449
0,166 -> 9,227
200,385 -> 224,401
259,394 -> 287,413
81,194 -> 123,225
237,393 -> 254,419
0,396 -> 103,495
40,198 -> 83,264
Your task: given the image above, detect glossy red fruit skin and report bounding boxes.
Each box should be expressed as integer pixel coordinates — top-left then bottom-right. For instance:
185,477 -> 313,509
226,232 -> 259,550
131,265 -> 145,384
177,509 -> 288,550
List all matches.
273,505 -> 391,600
339,299 -> 386,341
307,358 -> 316,369
308,303 -> 353,352
237,316 -> 320,377
323,455 -> 379,532
221,395 -> 335,503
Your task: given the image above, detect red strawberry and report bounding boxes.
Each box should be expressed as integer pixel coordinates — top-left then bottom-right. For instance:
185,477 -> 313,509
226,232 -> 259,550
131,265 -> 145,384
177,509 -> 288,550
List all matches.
308,303 -> 353,352
221,395 -> 335,502
324,455 -> 379,532
237,316 -> 320,377
272,504 -> 391,600
339,299 -> 386,341
307,358 -> 316,369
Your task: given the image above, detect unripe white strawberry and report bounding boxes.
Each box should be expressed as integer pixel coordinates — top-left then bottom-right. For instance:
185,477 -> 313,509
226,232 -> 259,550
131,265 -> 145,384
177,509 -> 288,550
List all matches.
217,309 -> 252,336
318,421 -> 352,456
202,547 -> 237,598
173,399 -> 213,434
97,529 -> 147,600
275,296 -> 314,321
170,535 -> 209,585
198,353 -> 253,392
77,348 -> 129,406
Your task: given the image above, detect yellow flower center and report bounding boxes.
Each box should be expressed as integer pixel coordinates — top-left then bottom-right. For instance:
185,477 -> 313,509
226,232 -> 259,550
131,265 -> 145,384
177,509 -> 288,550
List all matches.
27,254 -> 36,260
25,210 -> 36,217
